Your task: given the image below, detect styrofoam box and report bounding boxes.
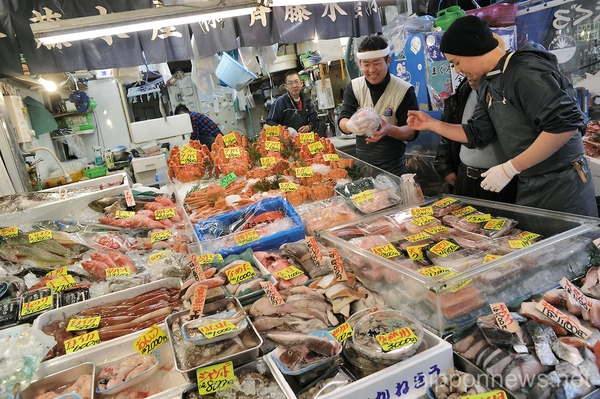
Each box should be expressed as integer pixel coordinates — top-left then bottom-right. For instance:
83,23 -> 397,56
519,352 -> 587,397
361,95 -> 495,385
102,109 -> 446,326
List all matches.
33,278 -> 182,358
266,328 -> 453,399
33,322 -> 189,399
1,172 -> 129,226
588,157 -> 600,196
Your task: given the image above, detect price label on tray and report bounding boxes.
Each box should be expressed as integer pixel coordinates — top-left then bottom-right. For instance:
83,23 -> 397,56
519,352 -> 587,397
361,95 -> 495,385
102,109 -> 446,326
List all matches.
182,144 -> 195,153
154,207 -> 175,220
411,215 -> 436,227
199,320 -> 238,339
508,239 -> 531,249
418,266 -> 451,278
265,126 -> 280,137
195,253 -> 223,264
67,316 -> 101,331
535,300 -> 592,339
64,330 -> 101,354
150,230 -> 172,243
429,240 -> 460,257
515,231 -> 540,241
352,190 -> 374,203
275,266 -> 304,280
331,321 -> 353,343
279,182 -> 297,192
483,254 -> 501,263
180,151 -> 198,165
28,229 -> 52,243
196,361 -> 236,395
46,275 -> 76,292
376,327 -> 418,352
124,189 -> 136,208
466,213 -> 491,223
190,285 -> 208,319
20,295 -> 53,317
224,147 -> 241,159
424,226 -> 449,235
190,257 -> 206,282
405,232 -> 432,242
432,197 -> 457,208
219,172 -> 237,188
133,324 -> 169,354
307,141 -> 325,155
406,244 -> 428,260
234,229 -> 260,246
260,281 -> 284,306
105,267 -> 131,278
490,302 -> 520,333
323,153 -> 340,161
560,277 -> 594,312
328,248 -> 348,281
115,210 -> 135,219
463,390 -> 507,399
225,261 -> 256,284
295,166 -> 313,178
223,133 -> 238,146
264,141 -> 281,152
450,278 -> 472,293
410,206 -> 434,217
306,236 -> 323,262
46,266 -> 67,276
149,250 -> 171,263
0,226 -> 18,237
298,132 -> 315,144
484,218 -> 506,231
260,156 -> 277,168
371,243 -> 401,259
451,206 -> 477,217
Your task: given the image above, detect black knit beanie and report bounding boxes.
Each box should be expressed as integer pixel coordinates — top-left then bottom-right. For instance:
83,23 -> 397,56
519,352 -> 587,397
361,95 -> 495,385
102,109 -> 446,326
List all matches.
440,16 -> 499,56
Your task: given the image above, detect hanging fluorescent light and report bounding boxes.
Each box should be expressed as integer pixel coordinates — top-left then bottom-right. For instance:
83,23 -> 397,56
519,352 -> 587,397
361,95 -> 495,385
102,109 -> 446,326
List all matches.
269,0 -> 355,6
37,77 -> 58,92
31,1 -> 258,45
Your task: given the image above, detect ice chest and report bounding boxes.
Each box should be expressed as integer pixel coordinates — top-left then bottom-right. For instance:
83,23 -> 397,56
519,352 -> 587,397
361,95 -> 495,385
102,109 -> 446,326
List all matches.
193,196 -> 304,257
132,154 -> 168,185
318,195 -> 600,336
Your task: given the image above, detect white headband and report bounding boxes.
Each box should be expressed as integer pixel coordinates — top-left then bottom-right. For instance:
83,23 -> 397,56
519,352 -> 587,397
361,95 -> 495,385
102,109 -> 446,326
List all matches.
357,46 -> 390,60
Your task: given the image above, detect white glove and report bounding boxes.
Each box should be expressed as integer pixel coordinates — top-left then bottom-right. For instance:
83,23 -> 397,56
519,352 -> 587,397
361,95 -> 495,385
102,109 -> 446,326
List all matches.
480,160 -> 520,192
345,119 -> 367,136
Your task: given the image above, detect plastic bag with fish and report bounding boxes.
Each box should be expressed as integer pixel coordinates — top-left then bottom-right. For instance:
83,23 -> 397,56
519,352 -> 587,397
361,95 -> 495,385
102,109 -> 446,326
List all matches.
279,239 -> 333,279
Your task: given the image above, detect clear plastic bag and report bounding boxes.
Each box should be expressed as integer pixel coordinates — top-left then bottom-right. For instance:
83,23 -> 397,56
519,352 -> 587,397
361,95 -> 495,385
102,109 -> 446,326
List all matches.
347,107 -> 381,136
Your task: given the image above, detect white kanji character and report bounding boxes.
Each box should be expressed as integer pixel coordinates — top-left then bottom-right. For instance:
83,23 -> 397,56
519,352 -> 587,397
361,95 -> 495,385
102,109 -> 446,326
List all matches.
250,6 -> 272,27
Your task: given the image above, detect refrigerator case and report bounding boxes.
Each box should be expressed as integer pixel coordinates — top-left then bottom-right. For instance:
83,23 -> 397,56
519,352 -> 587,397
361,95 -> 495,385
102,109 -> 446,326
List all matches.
318,195 -> 600,336
0,94 -> 31,194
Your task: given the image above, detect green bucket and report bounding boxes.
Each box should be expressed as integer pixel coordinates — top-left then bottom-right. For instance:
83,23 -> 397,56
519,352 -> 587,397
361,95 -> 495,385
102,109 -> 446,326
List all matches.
434,6 -> 466,31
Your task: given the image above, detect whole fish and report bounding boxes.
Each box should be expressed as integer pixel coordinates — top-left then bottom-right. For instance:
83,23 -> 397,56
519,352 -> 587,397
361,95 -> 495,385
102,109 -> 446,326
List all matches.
88,195 -> 156,213
524,320 -> 559,366
0,244 -> 75,268
4,234 -> 75,258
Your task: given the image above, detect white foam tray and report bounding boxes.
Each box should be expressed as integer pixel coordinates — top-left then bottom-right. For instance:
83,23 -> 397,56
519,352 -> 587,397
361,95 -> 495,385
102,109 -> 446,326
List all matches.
2,172 -> 130,225
266,328 -> 453,399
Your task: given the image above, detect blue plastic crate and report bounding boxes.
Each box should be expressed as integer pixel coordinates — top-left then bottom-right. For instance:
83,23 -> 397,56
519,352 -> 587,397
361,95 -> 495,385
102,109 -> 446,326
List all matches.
193,196 -> 304,257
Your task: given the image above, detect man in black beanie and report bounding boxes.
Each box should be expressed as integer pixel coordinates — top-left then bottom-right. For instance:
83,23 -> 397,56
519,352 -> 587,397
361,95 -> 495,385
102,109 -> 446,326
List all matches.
407,16 -> 597,217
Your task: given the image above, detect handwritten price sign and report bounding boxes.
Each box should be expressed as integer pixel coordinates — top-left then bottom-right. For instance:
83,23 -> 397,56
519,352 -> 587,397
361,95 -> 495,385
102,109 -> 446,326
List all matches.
418,266 -> 451,278
376,327 -> 418,352
46,266 -> 67,276
264,141 -> 281,152
150,230 -> 172,243
223,133 -> 238,146
154,207 -> 175,220
260,281 -> 284,306
20,295 -> 53,317
429,240 -> 460,257
260,156 -> 277,168
64,330 -> 101,354
115,210 -> 135,219
323,153 -> 340,162
295,167 -> 314,178
0,226 -> 18,237
196,361 -> 236,395
180,151 -> 198,165
224,147 -> 241,159
405,232 -> 432,242
275,266 -> 304,280
411,215 -> 436,227
352,190 -> 374,203
410,206 -> 434,217
515,231 -> 540,241
133,324 -> 169,354
307,141 -> 325,155
46,275 -> 76,292
463,390 -> 507,399
199,320 -> 238,339
406,244 -> 428,260
28,229 -> 52,243
298,132 -> 315,144
106,267 -> 131,278
195,253 -> 223,264
149,250 -> 171,263
331,322 -> 353,343
225,261 -> 256,285
67,316 -> 101,331
371,243 -> 401,259
219,172 -> 237,188
279,182 -> 297,192
432,197 -> 458,208
190,285 -> 208,319
234,229 -> 260,246
484,218 -> 506,231
265,126 -> 280,137
466,213 -> 491,223
424,226 -> 449,235
328,248 -> 348,282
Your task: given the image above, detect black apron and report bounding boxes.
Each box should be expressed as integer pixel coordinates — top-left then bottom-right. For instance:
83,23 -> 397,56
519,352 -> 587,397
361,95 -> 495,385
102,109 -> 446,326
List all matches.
486,52 -> 597,217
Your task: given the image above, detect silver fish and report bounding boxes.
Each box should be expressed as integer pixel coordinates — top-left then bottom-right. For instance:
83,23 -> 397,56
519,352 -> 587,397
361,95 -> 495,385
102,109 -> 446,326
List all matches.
578,347 -> 600,387
524,320 -> 559,366
541,324 -> 584,366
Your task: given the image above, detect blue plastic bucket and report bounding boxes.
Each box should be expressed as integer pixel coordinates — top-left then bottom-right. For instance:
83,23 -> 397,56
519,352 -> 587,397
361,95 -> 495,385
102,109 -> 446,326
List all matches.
214,52 -> 258,91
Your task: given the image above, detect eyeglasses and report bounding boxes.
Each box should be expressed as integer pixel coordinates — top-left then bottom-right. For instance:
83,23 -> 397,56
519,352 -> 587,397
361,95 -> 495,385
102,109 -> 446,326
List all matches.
285,80 -> 302,86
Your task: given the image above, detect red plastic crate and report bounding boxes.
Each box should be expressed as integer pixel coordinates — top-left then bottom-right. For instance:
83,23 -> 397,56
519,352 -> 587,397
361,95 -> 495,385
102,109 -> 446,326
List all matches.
465,2 -> 518,26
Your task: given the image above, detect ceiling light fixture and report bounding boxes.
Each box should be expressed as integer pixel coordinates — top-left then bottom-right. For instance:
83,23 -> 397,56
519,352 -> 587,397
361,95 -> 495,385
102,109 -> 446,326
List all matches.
31,0 -> 258,45
33,76 -> 57,92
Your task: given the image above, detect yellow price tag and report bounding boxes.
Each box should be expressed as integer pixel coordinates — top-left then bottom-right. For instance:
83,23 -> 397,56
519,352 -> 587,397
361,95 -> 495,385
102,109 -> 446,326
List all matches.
452,206 -> 477,217
28,229 -> 52,243
406,244 -> 428,260
450,278 -> 472,292
224,147 -> 241,159
234,229 -> 260,246
20,295 -> 53,316
515,231 -> 540,241
0,226 -> 18,237
265,126 -> 280,137
264,140 -> 281,152
432,197 -> 458,208
133,324 -> 169,354
484,218 -> 507,231
154,207 -> 175,220
279,182 -> 297,192
462,390 -> 508,399
405,232 -> 432,242
106,266 -> 131,277
67,316 -> 101,331
352,190 -> 375,203
424,226 -> 449,235
115,210 -> 135,219
376,327 -> 418,352
196,361 -> 236,395
295,166 -> 314,178
411,215 -> 436,227
331,322 -> 353,343
466,214 -> 491,223
508,239 -> 531,249
181,144 -> 196,153
46,275 -> 76,292
64,330 -> 101,354
323,153 -> 340,161
196,253 -> 223,264
223,133 -> 237,146
307,141 -> 325,155
150,230 -> 172,243
418,266 -> 451,278
180,151 -> 198,165
275,265 -> 304,280
298,132 -> 315,144
199,320 -> 238,339
371,243 -> 401,259
483,254 -> 501,263
224,261 -> 256,284
149,250 -> 171,263
260,156 -> 277,168
429,240 -> 460,257
410,206 -> 434,217
46,266 -> 68,276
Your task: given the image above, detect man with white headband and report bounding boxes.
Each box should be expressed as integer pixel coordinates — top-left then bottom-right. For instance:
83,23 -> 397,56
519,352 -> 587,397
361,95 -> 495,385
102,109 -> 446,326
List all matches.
338,34 -> 418,176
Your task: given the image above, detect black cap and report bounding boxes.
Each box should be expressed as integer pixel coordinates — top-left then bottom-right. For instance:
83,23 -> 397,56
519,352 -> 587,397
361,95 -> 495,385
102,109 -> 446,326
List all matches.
440,16 -> 499,56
